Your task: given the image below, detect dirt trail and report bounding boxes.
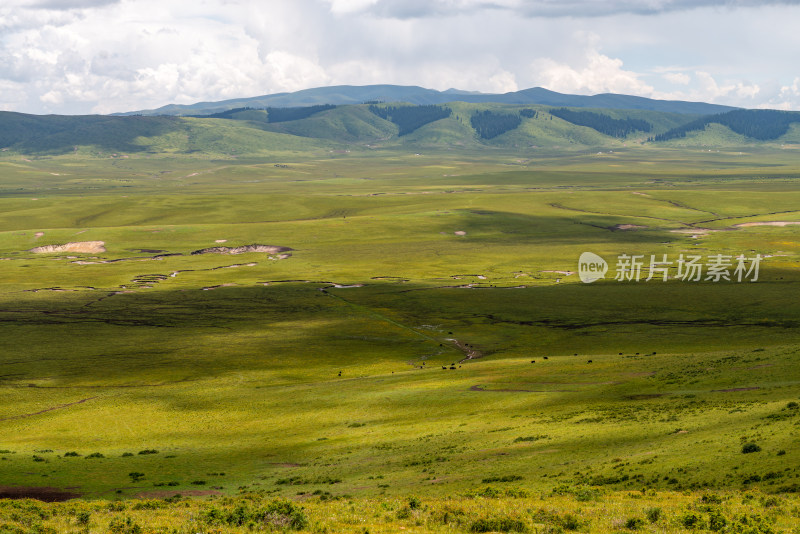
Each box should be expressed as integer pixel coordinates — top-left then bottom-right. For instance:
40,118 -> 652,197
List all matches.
0,396 -> 99,422
448,338 -> 482,363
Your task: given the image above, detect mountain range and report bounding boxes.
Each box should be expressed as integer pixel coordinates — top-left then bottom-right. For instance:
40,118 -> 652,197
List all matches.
115,84 -> 735,117
2,85 -> 798,156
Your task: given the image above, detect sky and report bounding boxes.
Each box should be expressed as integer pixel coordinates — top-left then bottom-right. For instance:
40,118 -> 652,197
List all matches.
1,0 -> 800,115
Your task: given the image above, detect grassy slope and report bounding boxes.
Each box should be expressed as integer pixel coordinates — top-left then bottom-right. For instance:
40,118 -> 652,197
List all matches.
0,146 -> 799,506
259,105 -> 398,142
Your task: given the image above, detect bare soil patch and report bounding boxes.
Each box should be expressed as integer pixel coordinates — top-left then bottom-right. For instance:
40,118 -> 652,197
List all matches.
733,221 -> 800,228
0,486 -> 81,502
30,241 -> 105,254
612,224 -> 647,231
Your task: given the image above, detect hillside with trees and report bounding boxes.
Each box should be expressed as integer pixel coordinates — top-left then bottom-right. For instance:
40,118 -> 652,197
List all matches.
368,104 -> 452,135
548,108 -> 652,138
652,109 -> 800,142
470,110 -> 522,139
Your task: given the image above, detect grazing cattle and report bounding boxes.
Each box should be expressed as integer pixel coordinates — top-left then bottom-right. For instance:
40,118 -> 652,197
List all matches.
587,360 -> 593,363
543,356 -> 548,360
531,360 -> 536,363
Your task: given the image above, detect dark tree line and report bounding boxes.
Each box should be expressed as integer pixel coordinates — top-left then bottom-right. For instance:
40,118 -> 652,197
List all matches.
548,108 -> 652,138
199,105 -> 336,123
519,109 -> 538,119
199,107 -> 256,119
470,110 -> 522,139
651,109 -> 800,142
368,105 -> 452,136
265,105 -> 336,123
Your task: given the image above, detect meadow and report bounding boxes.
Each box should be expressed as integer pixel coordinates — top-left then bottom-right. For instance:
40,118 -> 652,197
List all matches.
1,142 -> 799,532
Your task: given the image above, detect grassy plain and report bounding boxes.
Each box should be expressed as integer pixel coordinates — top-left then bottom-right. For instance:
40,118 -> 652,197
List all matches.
1,142 -> 799,531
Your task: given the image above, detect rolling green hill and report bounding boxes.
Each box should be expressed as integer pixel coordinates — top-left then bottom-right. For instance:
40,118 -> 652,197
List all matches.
2,102 -> 798,157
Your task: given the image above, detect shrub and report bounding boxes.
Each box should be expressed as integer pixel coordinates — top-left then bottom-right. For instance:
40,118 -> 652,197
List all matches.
108,516 -> 141,534
202,500 -> 308,531
708,509 -> 728,532
731,513 -> 776,534
469,516 -> 528,532
128,472 -> 145,482
482,475 -> 524,483
681,511 -> 706,529
75,511 -> 91,526
137,449 -> 158,455
742,443 -> 762,454
63,452 -> 80,457
556,514 -> 582,531
513,435 -> 548,443
624,517 -> 645,530
645,507 -> 662,523
121,452 -> 134,457
85,452 -> 104,459
407,496 -> 422,510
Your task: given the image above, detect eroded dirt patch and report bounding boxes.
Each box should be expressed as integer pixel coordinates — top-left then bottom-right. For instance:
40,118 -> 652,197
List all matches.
612,224 -> 647,231
733,221 -> 800,228
30,241 -> 106,254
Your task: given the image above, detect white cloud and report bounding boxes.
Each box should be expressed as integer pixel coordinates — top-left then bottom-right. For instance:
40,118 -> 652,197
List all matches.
0,0 -> 798,113
694,70 -> 760,101
341,0 -> 800,18
325,0 -> 380,15
263,51 -> 330,93
531,47 -> 654,96
663,72 -> 690,85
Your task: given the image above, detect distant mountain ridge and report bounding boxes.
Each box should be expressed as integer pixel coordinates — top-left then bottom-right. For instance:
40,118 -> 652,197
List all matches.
116,84 -> 736,117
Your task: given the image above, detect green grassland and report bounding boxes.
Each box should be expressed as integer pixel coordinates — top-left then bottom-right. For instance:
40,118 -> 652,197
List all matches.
1,123 -> 800,531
